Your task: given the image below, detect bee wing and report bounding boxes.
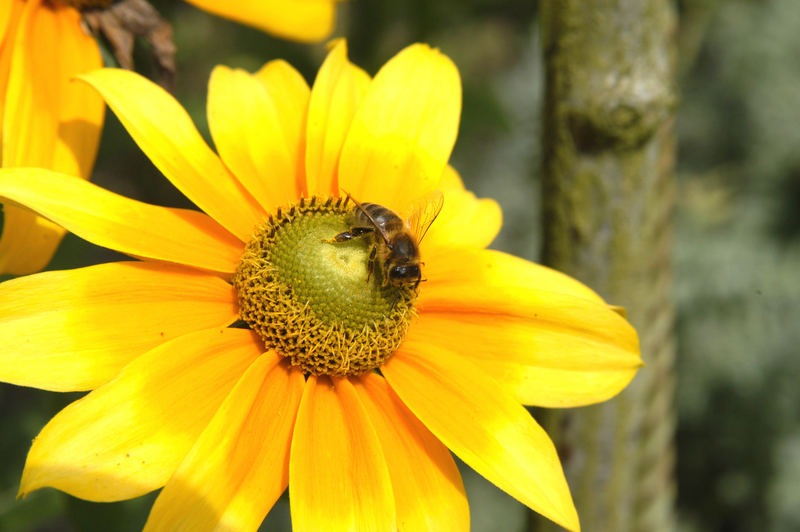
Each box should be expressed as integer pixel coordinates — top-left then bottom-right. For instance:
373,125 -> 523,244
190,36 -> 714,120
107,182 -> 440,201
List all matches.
406,190 -> 444,244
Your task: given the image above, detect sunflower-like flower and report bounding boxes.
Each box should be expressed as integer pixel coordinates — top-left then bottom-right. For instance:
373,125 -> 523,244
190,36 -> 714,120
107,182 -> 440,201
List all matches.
0,42 -> 641,531
0,0 -> 339,276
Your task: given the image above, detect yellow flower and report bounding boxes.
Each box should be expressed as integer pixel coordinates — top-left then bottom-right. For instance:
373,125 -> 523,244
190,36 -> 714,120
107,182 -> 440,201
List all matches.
0,0 -> 104,275
0,42 -> 641,531
0,0 -> 339,276
181,0 -> 341,42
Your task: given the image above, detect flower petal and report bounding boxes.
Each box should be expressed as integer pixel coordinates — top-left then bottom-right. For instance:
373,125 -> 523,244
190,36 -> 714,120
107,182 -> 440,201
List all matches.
0,207 -> 63,275
417,249 -> 641,407
382,343 -> 580,532
3,1 -> 102,175
290,375 -> 396,532
0,168 -> 243,273
353,373 -> 469,531
407,313 -> 639,408
207,65 -> 297,214
306,39 -> 370,197
254,59 -> 310,199
0,1 -> 104,275
182,0 -> 337,43
425,247 -> 605,303
338,44 -> 461,213
144,353 -> 304,532
421,169 -> 502,251
0,1 -> 21,56
78,68 -> 265,241
0,261 -> 237,391
20,328 -> 264,501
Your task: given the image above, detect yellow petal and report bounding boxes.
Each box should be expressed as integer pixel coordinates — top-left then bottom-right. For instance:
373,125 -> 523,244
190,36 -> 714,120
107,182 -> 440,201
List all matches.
425,247 -> 605,303
407,313 -> 639,408
145,354 -> 304,532
416,249 -> 640,407
0,1 -> 24,136
0,261 -> 237,391
207,65 -> 297,213
290,375 -> 396,532
0,168 -> 243,273
182,0 -> 337,43
353,373 -> 469,531
403,166 -> 502,252
3,1 -> 102,174
0,1 -> 21,55
254,59 -> 310,199
437,164 -> 464,191
421,188 -> 502,252
0,1 -> 104,275
78,68 -> 265,241
0,206 -> 64,275
382,344 -> 580,532
338,44 -> 461,213
20,328 -> 264,501
50,9 -> 104,179
306,40 -> 370,197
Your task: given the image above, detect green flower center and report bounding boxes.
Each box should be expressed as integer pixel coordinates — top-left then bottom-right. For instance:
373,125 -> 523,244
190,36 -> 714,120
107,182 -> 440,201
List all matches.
233,197 -> 416,377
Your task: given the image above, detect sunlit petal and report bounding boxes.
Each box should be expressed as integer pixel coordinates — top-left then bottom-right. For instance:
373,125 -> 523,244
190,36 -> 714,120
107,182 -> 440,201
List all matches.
0,261 -> 237,391
145,354 -> 304,532
425,247 -> 605,303
422,189 -> 502,252
208,65 -> 297,213
0,168 -> 243,273
417,250 -> 640,406
78,68 -> 265,241
20,328 -> 263,501
383,344 -> 580,532
306,39 -> 370,197
0,1 -> 104,275
254,59 -> 310,199
353,373 -> 469,531
339,44 -> 461,213
182,0 -> 337,43
290,375 -> 396,532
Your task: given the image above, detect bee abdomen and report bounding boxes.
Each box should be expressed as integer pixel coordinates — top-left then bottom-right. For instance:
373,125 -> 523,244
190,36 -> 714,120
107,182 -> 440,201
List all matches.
357,203 -> 404,232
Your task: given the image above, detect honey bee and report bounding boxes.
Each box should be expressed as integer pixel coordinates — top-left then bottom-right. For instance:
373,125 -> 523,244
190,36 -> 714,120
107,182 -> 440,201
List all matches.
328,191 -> 444,289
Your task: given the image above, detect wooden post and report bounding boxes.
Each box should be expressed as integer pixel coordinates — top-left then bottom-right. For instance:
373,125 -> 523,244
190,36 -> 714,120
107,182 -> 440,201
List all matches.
536,1 -> 677,530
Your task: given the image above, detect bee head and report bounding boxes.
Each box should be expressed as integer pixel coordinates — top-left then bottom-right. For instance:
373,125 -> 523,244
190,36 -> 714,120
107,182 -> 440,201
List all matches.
388,263 -> 421,287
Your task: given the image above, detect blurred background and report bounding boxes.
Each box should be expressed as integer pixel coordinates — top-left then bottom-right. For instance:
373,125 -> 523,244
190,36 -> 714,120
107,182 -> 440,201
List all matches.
2,0 -> 799,530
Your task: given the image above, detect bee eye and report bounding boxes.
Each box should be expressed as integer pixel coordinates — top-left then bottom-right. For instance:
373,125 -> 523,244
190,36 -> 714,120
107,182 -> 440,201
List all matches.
390,265 -> 420,279
389,266 -> 408,278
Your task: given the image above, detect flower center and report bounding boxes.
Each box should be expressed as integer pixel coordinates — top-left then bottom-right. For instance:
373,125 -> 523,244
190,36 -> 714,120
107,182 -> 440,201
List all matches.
233,197 -> 416,377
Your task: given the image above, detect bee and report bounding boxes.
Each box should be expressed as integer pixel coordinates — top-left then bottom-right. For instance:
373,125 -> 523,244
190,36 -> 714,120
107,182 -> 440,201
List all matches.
327,191 -> 444,290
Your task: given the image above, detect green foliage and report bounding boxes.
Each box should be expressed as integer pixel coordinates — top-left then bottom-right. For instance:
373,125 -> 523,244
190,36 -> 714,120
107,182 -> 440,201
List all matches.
675,0 -> 800,530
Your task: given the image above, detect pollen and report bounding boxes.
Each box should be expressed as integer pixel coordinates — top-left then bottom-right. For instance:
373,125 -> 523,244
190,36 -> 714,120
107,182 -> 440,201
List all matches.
233,197 -> 416,377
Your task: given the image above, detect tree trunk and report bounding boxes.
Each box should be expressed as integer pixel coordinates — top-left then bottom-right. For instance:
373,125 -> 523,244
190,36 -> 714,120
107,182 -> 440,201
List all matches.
536,1 -> 677,531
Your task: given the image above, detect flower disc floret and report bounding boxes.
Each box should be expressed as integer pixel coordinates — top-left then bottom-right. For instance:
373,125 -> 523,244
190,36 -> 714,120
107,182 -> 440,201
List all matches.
233,197 -> 416,376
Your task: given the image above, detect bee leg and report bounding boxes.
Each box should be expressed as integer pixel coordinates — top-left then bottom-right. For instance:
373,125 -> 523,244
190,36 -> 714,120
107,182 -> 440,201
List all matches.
366,244 -> 377,282
382,258 -> 393,287
323,231 -> 352,243
323,226 -> 374,244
